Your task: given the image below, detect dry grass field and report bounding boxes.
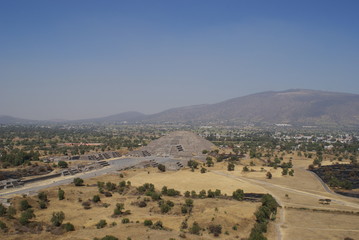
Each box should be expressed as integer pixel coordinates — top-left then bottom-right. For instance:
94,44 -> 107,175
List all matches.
1,150 -> 359,240
0,167 -> 270,240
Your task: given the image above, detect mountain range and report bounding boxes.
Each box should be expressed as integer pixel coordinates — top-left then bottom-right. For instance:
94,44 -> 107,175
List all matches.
1,89 -> 359,127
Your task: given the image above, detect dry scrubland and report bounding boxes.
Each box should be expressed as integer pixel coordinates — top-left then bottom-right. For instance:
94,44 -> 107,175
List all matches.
233,152 -> 359,240
1,151 -> 359,240
0,167 -> 272,240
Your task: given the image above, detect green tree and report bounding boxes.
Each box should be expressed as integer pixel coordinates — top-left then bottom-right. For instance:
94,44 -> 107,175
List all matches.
58,161 -> 68,168
96,219 -> 107,229
157,164 -> 166,172
58,188 -> 65,200
93,195 -> 101,203
189,221 -> 201,235
232,189 -> 244,201
227,162 -> 235,171
20,200 -> 31,211
63,222 -> 75,231
51,211 -> 65,226
73,177 -> 84,186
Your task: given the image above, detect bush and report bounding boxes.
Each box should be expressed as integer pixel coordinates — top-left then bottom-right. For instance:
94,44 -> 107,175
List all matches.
122,218 -> 130,224
6,206 -> 16,218
185,198 -> 194,207
144,219 -> 153,226
201,167 -> 207,173
232,189 -> 244,201
227,162 -> 235,171
266,172 -> 272,179
0,203 -> 6,216
199,190 -> 206,198
73,177 -> 84,186
38,192 -> 48,202
158,164 -> 166,172
138,201 -> 147,208
152,220 -> 164,230
39,201 -> 47,209
100,235 -> 118,240
106,182 -> 116,191
189,221 -> 201,235
20,200 -> 31,211
0,220 -> 8,231
19,209 -> 35,225
187,160 -> 199,169
82,201 -> 91,209
113,203 -> 125,215
96,219 -> 107,229
150,192 -> 161,201
166,188 -> 180,196
51,211 -> 65,226
63,222 -> 75,231
58,188 -> 65,200
209,224 -> 222,236
93,195 -> 101,203
58,161 -> 68,168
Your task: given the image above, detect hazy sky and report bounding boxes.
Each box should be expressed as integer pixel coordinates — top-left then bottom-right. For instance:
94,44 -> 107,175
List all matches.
1,0 -> 359,120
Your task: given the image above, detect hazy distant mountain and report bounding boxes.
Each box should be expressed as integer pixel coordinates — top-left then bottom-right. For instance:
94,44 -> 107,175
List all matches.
0,115 -> 39,124
79,111 -> 146,123
143,89 -> 359,126
2,90 -> 359,127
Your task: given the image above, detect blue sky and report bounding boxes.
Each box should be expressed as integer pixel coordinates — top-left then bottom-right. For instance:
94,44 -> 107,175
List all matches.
1,0 -> 359,120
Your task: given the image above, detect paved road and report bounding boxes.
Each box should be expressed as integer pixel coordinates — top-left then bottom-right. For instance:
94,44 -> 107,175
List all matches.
0,157 -> 182,199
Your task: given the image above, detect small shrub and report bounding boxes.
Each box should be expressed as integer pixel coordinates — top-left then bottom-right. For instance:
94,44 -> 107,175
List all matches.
209,224 -> 222,236
73,177 -> 84,186
144,219 -> 153,226
232,189 -> 244,201
138,201 -> 147,208
19,209 -> 35,225
100,235 -> 118,240
51,211 -> 65,226
58,161 -> 68,168
82,201 -> 92,210
38,192 -> 48,202
152,220 -> 163,230
39,201 -> 47,209
158,164 -> 166,172
63,222 -> 75,231
227,162 -> 235,171
189,221 -> 201,235
0,204 -> 6,216
0,220 -> 8,231
6,206 -> 16,218
122,218 -> 130,224
58,188 -> 65,200
20,200 -> 31,211
104,192 -> 113,197
93,195 -> 101,203
96,219 -> 107,229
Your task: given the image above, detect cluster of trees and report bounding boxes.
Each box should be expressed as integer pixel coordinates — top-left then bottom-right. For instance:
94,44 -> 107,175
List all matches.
249,194 -> 279,240
0,124 -> 165,167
